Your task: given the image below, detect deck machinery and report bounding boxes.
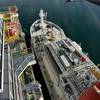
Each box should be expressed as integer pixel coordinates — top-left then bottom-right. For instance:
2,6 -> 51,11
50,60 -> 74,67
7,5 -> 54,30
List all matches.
30,10 -> 100,100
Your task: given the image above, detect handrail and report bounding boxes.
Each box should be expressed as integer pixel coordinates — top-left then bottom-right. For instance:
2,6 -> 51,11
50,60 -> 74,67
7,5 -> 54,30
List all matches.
13,47 -> 35,69
0,16 -> 4,93
15,54 -> 35,78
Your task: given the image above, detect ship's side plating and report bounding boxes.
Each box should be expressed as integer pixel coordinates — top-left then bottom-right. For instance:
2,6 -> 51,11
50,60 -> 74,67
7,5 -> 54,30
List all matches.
30,10 -> 100,100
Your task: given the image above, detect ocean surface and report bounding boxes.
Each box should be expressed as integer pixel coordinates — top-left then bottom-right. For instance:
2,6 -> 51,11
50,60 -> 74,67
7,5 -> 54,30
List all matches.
0,0 -> 100,64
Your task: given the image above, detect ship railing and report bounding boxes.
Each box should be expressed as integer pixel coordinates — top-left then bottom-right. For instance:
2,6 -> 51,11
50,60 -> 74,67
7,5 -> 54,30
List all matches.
14,53 -> 35,100
30,19 -> 66,39
14,48 -> 36,78
12,47 -> 34,57
12,47 -> 35,70
0,17 -> 5,93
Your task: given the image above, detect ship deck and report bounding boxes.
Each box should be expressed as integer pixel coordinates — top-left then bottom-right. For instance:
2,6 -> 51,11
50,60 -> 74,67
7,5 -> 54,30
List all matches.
33,36 -> 98,99
30,20 -> 66,42
0,45 -> 16,99
0,50 -> 10,99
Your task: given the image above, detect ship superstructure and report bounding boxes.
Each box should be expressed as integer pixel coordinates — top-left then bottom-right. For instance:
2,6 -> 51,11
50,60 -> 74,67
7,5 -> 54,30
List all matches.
0,7 -> 44,100
30,10 -> 100,100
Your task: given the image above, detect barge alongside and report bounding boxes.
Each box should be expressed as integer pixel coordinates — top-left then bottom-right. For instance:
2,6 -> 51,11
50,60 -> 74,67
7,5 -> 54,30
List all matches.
0,6 -> 44,100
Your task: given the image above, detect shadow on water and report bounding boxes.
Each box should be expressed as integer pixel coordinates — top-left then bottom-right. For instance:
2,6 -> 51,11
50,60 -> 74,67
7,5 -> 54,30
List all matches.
32,63 -> 51,100
25,33 -> 51,100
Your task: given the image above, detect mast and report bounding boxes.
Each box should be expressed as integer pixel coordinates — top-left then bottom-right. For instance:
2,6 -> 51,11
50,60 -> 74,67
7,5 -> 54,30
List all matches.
39,9 -> 46,29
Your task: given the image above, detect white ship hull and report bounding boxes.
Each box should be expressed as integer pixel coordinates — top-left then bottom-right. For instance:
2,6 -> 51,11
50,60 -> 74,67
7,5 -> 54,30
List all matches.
30,10 -> 100,100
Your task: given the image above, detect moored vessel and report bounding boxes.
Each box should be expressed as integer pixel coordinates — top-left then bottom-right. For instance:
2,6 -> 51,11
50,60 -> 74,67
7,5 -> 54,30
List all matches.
0,6 -> 44,100
30,9 -> 100,100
